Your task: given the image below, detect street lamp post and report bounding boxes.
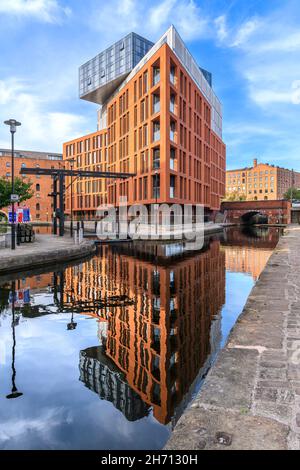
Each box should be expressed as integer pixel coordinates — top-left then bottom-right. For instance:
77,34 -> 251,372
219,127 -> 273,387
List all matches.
4,119 -> 21,250
69,158 -> 75,237
6,280 -> 23,400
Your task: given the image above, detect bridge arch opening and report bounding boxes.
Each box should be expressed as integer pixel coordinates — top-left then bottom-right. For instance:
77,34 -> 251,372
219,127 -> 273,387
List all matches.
241,211 -> 268,225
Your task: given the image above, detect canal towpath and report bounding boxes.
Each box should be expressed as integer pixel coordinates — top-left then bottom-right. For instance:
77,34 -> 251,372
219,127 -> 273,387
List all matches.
0,234 -> 96,275
165,225 -> 300,450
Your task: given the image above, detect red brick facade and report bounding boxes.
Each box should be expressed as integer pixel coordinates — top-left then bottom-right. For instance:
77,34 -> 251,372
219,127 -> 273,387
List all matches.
221,200 -> 291,224
0,150 -> 62,222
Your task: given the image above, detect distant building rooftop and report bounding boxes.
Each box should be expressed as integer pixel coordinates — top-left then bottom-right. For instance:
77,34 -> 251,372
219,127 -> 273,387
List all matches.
227,162 -> 300,174
0,148 -> 62,161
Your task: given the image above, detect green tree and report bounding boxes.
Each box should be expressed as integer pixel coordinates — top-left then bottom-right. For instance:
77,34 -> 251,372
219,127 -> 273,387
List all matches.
223,191 -> 246,202
0,177 -> 34,209
283,187 -> 300,200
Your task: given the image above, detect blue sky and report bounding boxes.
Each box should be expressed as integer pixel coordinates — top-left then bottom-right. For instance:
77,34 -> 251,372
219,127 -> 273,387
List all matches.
0,0 -> 299,170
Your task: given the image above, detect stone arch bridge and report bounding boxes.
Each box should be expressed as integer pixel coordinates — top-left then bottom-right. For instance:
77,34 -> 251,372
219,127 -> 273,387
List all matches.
221,200 -> 291,225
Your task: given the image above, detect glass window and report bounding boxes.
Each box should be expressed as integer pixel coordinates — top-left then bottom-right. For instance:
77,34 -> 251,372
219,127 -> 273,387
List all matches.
170,65 -> 176,85
153,66 -> 160,86
170,121 -> 176,141
170,94 -> 175,113
152,174 -> 160,199
170,175 -> 176,198
153,121 -> 160,142
153,94 -> 160,114
153,148 -> 160,170
170,148 -> 176,170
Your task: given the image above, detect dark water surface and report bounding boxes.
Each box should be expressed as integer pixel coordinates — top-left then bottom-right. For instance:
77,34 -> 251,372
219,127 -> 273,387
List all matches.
0,226 -> 282,450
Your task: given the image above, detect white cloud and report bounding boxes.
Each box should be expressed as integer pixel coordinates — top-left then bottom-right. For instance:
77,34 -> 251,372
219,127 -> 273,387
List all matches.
0,78 -> 90,152
172,0 -> 208,41
250,89 -> 294,106
89,0 -> 209,42
0,0 -> 71,23
215,6 -> 300,110
212,15 -> 261,48
215,15 -> 228,42
231,18 -> 261,47
149,0 -> 176,31
0,406 -> 69,449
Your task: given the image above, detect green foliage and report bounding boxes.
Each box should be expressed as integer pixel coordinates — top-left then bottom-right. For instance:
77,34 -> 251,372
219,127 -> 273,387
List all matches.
223,191 -> 246,202
0,177 -> 34,209
283,187 -> 300,200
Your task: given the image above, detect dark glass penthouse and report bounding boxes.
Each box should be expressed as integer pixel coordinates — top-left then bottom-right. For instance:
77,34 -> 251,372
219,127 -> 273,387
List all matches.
79,32 -> 154,105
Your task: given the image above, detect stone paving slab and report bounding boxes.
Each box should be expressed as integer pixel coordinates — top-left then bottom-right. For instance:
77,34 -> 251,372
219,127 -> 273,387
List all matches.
164,407 -> 289,450
0,234 -> 96,274
197,348 -> 258,411
165,226 -> 300,450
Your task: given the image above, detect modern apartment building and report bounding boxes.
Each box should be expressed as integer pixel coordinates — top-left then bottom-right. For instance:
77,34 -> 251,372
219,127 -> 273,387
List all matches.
0,148 -> 62,221
226,158 -> 300,201
63,26 -> 226,220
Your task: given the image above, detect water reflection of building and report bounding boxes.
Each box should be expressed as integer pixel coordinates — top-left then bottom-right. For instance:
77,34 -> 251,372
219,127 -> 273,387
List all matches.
65,239 -> 225,425
223,226 -> 281,280
79,346 -> 150,421
222,226 -> 281,249
225,246 -> 273,280
0,274 -> 54,317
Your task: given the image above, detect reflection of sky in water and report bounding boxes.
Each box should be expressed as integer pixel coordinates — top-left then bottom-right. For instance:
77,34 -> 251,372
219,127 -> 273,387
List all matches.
220,273 -> 254,348
0,271 -> 254,450
0,228 -> 280,450
0,313 -> 168,450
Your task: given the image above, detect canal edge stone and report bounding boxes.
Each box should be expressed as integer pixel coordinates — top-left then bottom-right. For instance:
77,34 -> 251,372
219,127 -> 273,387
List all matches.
165,226 -> 300,450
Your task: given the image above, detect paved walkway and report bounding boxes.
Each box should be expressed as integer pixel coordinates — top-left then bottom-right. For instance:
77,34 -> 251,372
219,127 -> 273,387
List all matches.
165,225 -> 300,450
0,234 -> 96,275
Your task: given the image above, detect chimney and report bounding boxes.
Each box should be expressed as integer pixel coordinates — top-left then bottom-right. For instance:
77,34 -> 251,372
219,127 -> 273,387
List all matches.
253,158 -> 258,167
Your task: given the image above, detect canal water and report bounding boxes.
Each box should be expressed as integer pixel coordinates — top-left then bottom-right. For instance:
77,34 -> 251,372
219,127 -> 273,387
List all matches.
0,226 -> 282,450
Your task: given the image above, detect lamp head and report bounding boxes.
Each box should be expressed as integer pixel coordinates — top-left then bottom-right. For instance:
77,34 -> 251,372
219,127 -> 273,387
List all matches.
4,119 -> 21,134
6,390 -> 23,399
67,322 -> 77,330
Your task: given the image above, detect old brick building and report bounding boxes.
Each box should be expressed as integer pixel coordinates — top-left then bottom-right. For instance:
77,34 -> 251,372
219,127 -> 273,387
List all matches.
0,148 -> 62,222
226,158 -> 300,201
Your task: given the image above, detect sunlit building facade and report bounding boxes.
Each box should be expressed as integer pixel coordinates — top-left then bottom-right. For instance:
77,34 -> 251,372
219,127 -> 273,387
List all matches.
0,148 -> 62,222
226,158 -> 300,201
63,26 -> 226,220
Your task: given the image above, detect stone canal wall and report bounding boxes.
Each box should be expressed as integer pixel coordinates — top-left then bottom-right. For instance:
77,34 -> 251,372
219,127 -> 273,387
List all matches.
0,235 -> 96,275
165,225 -> 300,450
